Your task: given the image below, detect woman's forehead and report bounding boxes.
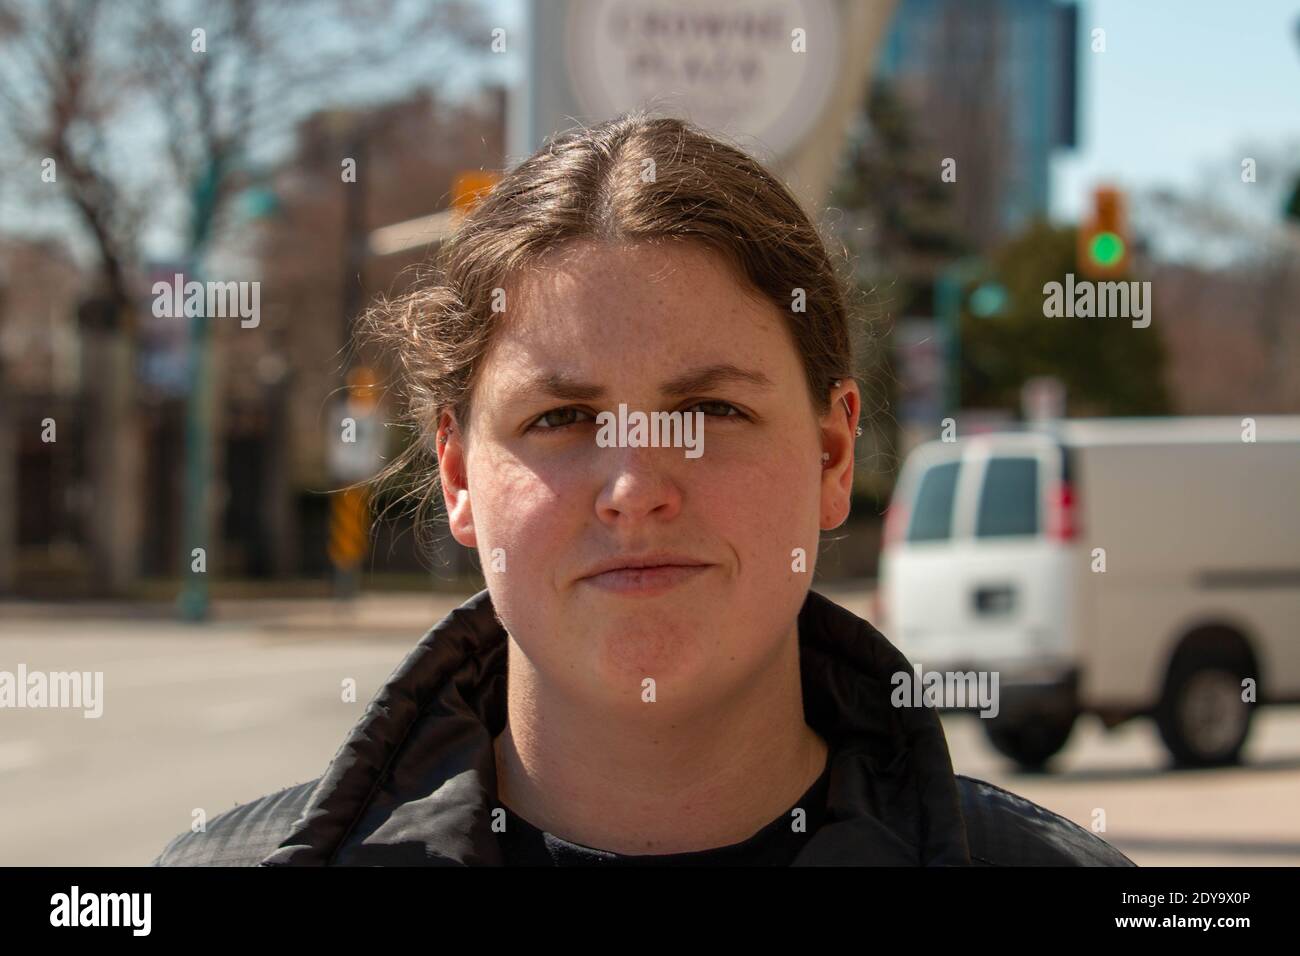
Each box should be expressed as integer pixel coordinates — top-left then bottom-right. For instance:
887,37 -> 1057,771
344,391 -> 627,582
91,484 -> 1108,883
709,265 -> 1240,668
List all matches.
464,240 -> 806,415
493,303 -> 783,379
500,241 -> 780,341
509,240 -> 738,300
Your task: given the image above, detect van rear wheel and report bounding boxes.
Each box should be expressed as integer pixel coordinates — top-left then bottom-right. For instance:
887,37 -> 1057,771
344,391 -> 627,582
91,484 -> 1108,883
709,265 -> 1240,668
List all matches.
982,711 -> 1076,771
1155,650 -> 1253,767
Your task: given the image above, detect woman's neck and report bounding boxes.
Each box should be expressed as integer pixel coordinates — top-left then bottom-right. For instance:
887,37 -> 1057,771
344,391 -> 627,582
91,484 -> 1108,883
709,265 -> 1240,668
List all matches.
492,628 -> 829,855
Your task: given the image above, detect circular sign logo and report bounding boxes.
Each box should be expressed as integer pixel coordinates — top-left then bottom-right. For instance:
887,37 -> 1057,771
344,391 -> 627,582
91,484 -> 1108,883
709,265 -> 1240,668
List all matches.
566,0 -> 841,159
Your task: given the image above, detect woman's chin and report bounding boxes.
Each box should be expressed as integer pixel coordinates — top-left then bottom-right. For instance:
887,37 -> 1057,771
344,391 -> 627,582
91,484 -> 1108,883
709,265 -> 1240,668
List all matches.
588,626 -> 716,703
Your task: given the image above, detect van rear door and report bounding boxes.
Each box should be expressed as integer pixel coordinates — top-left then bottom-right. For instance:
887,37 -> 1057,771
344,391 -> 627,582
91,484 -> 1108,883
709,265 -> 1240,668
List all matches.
961,442 -> 1071,671
885,435 -> 1078,675
881,444 -> 968,657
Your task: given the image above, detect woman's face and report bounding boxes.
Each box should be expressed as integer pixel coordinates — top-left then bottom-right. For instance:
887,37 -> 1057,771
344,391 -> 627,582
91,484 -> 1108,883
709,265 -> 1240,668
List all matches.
439,239 -> 859,717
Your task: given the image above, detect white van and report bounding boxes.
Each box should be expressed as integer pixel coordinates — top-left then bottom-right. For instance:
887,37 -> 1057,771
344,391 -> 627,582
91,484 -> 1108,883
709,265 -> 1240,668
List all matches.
876,416 -> 1300,770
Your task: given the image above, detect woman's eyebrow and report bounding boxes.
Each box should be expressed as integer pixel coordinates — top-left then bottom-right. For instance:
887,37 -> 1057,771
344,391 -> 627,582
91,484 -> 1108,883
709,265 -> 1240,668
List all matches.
505,363 -> 775,405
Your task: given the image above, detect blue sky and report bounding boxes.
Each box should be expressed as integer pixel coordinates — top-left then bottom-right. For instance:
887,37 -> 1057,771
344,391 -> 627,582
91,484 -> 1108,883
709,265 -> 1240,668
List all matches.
5,0 -> 1296,258
495,0 -> 1300,222
1052,0 -> 1300,220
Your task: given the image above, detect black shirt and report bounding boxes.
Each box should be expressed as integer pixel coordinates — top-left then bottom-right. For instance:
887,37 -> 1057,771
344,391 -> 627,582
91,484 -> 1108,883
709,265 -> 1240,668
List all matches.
496,755 -> 832,866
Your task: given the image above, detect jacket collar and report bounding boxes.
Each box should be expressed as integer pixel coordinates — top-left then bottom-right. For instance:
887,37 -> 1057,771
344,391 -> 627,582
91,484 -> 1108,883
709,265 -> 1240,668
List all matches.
261,588 -> 972,866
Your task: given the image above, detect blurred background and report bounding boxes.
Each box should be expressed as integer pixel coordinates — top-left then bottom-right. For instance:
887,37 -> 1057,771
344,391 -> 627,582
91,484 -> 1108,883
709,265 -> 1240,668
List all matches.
0,0 -> 1297,865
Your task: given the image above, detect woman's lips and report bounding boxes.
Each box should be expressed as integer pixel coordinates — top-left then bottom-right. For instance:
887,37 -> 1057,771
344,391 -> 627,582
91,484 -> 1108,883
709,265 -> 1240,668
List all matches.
579,564 -> 711,596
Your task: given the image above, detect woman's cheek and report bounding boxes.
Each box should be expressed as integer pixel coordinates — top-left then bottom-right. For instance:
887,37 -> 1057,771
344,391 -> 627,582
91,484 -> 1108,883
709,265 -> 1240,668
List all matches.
688,455 -> 806,577
474,460 -> 568,582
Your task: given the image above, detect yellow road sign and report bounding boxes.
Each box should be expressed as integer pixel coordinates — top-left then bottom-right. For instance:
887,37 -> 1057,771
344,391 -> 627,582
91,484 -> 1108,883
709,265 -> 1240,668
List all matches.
328,487 -> 370,570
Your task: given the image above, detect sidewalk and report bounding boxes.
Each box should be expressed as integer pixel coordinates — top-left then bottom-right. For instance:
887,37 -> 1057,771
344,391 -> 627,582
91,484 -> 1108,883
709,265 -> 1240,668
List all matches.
0,591 -> 477,636
1,582 -> 878,635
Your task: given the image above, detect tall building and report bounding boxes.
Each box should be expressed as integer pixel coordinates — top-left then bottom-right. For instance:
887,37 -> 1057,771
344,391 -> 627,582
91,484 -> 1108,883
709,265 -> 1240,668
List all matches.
877,0 -> 1079,246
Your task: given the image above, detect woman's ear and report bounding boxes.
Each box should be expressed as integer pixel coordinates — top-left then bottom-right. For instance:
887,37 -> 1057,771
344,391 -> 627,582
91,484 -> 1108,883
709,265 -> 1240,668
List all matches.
818,379 -> 860,531
436,412 -> 477,548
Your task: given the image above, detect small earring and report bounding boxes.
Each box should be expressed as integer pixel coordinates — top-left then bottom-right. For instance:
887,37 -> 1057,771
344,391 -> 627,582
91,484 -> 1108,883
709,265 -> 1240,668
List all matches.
821,452 -> 830,464
831,379 -> 859,435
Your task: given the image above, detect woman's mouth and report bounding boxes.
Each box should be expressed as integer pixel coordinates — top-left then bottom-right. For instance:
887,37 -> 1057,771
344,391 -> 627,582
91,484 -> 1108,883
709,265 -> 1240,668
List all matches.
579,564 -> 712,596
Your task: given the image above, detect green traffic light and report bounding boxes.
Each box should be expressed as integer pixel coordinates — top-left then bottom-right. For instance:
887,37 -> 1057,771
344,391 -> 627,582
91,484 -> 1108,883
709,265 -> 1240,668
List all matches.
969,281 -> 1008,318
1089,231 -> 1125,267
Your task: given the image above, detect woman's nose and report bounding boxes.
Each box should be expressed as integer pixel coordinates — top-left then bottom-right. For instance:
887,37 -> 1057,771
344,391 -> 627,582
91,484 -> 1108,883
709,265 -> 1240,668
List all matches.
593,445 -> 685,526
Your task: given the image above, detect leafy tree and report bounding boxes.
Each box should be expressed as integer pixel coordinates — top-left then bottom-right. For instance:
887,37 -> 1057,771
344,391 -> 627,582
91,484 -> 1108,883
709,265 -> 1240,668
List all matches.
833,77 -> 971,317
960,220 -> 1171,415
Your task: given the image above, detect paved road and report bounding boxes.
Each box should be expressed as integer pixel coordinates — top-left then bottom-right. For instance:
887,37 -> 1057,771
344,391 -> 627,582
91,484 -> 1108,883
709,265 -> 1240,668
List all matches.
2,593 -> 1297,866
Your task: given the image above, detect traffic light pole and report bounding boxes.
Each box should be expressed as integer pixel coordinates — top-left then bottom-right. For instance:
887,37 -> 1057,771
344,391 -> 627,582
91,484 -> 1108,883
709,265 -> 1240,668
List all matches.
935,258 -> 987,421
334,126 -> 369,600
178,157 -> 224,623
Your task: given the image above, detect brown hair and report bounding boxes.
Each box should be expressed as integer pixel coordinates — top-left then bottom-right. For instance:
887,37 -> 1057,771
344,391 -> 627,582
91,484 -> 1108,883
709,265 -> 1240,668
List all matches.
361,112 -> 866,545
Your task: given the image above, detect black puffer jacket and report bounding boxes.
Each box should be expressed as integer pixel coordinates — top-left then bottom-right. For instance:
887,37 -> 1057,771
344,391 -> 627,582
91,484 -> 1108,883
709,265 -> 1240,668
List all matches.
153,589 -> 1134,866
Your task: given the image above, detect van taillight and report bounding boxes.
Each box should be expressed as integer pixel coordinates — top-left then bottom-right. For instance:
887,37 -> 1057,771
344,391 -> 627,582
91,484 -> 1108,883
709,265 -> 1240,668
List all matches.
1047,481 -> 1077,540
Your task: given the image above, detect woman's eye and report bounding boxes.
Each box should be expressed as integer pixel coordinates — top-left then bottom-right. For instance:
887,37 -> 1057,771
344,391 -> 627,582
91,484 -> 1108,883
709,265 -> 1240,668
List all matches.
528,407 -> 596,431
689,400 -> 743,419
526,401 -> 745,433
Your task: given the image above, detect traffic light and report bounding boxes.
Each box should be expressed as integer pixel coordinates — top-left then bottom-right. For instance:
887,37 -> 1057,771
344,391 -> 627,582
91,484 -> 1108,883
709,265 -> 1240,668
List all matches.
968,280 -> 1008,318
1077,185 -> 1129,279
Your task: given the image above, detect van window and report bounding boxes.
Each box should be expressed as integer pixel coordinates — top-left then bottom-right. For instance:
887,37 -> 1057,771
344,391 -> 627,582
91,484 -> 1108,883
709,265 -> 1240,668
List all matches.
907,461 -> 960,542
976,457 -> 1039,537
